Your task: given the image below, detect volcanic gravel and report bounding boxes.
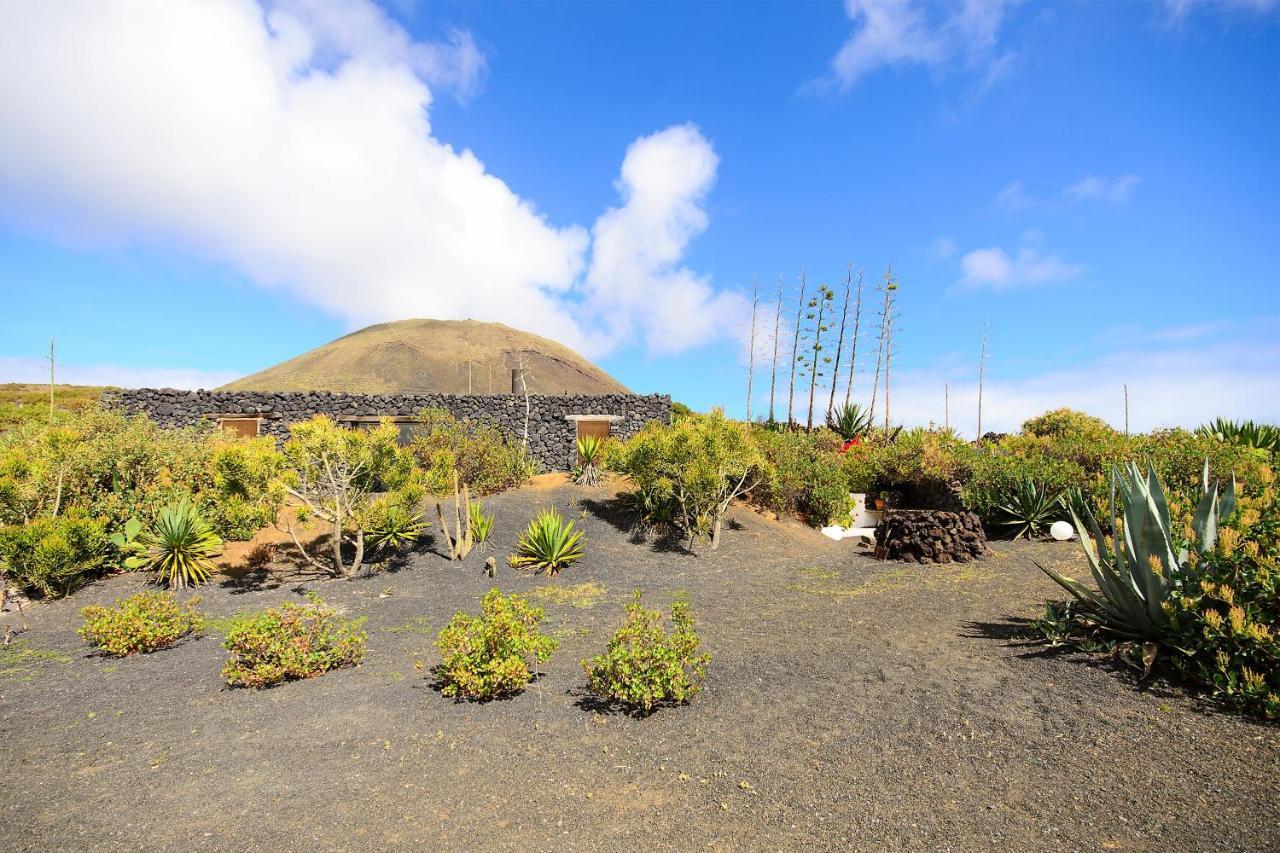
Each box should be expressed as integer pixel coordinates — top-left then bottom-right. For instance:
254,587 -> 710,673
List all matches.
1,480 -> 1276,851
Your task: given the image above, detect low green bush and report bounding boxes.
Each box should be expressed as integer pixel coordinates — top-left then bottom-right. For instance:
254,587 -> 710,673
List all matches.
435,588 -> 558,700
610,410 -> 762,549
80,591 -> 203,656
0,511 -> 108,598
1164,484 -> 1279,718
221,594 -> 367,688
750,427 -> 848,525
410,408 -> 535,496
582,592 -> 710,715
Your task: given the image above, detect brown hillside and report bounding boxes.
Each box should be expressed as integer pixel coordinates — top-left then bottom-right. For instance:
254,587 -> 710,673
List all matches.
218,319 -> 628,395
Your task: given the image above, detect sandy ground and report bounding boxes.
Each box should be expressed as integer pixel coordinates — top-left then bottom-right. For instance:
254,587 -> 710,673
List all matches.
1,481 -> 1276,851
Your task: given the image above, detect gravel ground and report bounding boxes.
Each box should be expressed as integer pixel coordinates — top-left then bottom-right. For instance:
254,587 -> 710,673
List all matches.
2,479 -> 1276,851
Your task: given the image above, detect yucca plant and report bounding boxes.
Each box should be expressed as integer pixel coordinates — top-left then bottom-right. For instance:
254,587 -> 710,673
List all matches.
1195,417 -> 1280,456
1036,460 -> 1235,641
827,403 -> 872,442
134,500 -> 223,589
366,502 -> 426,553
574,435 -> 605,486
508,508 -> 585,576
469,499 -> 494,550
995,480 -> 1064,539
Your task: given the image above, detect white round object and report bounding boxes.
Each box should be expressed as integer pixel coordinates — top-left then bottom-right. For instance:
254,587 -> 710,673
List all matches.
1049,520 -> 1075,541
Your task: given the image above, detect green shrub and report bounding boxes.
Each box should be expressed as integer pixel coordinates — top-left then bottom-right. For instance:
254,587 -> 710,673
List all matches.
410,408 -> 535,496
127,499 -> 223,589
0,407 -> 216,533
611,410 -> 763,549
79,591 -> 203,656
509,508 -> 585,575
0,511 -> 108,598
1021,408 -> 1117,443
434,587 -> 558,700
221,594 -> 367,689
749,427 -> 847,525
1164,483 -> 1279,718
279,415 -> 424,577
206,436 -> 285,540
582,592 -> 710,715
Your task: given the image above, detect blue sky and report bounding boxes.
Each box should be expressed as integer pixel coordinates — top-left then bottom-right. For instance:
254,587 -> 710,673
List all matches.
0,0 -> 1277,433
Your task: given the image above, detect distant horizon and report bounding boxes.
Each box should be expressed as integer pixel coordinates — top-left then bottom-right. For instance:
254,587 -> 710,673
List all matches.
1,1 -> 1277,433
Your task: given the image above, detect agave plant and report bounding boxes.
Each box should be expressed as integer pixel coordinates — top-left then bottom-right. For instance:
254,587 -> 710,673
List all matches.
1195,417 -> 1280,456
1036,460 -> 1235,641
468,499 -> 494,550
574,435 -> 605,486
135,500 -> 223,589
366,502 -> 426,552
826,403 -> 873,442
508,508 -> 585,576
995,480 -> 1064,539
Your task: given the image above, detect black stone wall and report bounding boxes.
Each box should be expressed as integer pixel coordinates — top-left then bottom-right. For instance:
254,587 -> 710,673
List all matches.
103,389 -> 670,472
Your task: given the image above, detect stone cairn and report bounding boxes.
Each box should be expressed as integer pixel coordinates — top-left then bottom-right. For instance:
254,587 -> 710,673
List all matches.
873,502 -> 991,565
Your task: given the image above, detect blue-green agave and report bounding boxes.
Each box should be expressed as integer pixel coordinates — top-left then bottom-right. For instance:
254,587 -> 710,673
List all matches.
1036,460 -> 1235,640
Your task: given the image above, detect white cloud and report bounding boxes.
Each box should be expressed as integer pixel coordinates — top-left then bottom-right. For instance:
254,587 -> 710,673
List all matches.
817,0 -> 1013,91
958,243 -> 1082,291
0,357 -> 238,391
993,180 -> 1034,212
869,339 -> 1280,435
927,236 -> 957,262
0,1 -> 735,358
583,124 -> 747,355
1162,0 -> 1277,26
1064,173 -> 1142,205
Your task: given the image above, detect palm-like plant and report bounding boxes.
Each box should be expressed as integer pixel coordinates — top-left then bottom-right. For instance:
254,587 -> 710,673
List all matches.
574,435 -> 605,486
827,403 -> 872,441
995,480 -> 1064,539
136,500 -> 223,589
1037,460 -> 1235,641
509,508 -> 585,576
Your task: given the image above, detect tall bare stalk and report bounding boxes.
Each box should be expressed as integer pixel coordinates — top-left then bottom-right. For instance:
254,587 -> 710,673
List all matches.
786,270 -> 806,430
768,275 -> 783,424
806,284 -> 834,430
46,338 -> 55,424
826,265 -> 852,422
746,275 -> 760,422
882,275 -> 899,432
977,321 -> 989,439
843,270 -> 864,408
868,268 -> 891,426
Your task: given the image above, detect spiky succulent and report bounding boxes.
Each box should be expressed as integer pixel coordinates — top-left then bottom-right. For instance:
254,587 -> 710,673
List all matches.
509,508 -> 585,576
1036,460 -> 1235,640
136,500 -> 223,589
827,403 -> 873,441
1195,418 -> 1280,456
995,480 -> 1064,539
